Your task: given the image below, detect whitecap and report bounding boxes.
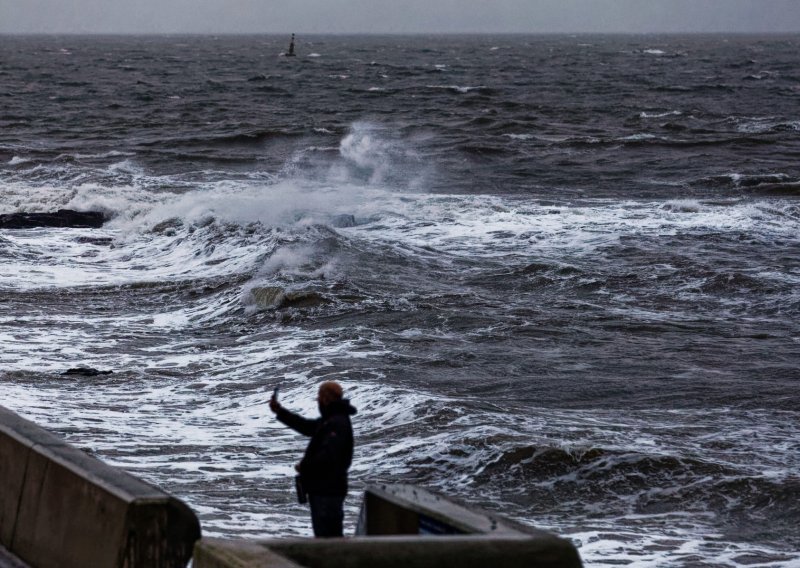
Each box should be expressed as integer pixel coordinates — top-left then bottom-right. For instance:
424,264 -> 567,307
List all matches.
427,85 -> 485,94
73,150 -> 136,160
662,199 -> 702,213
639,110 -> 682,119
620,133 -> 657,141
108,159 -> 144,176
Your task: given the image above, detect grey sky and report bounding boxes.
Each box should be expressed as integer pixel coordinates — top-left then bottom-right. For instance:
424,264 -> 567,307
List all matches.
2,0 -> 799,34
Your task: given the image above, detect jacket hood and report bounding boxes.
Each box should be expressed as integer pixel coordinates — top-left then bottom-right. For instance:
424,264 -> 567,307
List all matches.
323,398 -> 357,417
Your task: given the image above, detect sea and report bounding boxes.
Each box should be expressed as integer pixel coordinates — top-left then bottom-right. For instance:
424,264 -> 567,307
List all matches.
1,34 -> 799,567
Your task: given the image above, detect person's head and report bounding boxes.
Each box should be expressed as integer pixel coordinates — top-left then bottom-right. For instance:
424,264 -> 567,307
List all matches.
317,381 -> 343,412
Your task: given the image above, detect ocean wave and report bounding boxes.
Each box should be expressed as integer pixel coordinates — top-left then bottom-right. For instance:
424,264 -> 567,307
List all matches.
138,129 -> 301,148
699,272 -> 774,294
732,117 -> 800,134
468,441 -> 800,536
690,173 -> 800,194
476,445 -> 735,484
653,83 -> 738,93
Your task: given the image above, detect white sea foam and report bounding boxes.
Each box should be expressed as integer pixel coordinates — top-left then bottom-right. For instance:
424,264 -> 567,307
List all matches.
3,165 -> 797,299
343,195 -> 799,264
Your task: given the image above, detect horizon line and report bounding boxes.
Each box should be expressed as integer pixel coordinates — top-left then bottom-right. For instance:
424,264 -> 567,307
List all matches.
2,30 -> 800,37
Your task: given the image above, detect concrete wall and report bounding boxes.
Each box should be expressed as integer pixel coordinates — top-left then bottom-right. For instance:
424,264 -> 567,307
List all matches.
0,405 -> 200,568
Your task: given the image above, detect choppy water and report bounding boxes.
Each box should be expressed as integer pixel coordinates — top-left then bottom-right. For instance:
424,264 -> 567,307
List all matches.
2,34 -> 800,567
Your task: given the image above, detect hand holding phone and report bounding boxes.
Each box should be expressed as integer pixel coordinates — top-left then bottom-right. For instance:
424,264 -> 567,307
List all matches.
269,386 -> 280,413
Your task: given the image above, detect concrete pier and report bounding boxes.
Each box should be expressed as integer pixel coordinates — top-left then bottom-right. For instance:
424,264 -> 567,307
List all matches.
0,405 -> 201,568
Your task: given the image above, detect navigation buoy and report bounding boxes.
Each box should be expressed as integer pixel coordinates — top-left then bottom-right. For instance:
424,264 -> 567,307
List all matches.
284,33 -> 296,57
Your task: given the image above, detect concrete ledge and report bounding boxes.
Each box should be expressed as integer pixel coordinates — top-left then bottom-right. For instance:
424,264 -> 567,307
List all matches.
0,405 -> 201,568
194,538 -> 304,568
196,535 -> 583,568
356,483 -> 550,537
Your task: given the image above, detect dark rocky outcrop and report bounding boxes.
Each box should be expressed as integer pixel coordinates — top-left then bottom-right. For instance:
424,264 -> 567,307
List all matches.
250,286 -> 329,309
75,236 -> 114,246
0,210 -> 106,229
61,368 -> 113,377
331,214 -> 357,228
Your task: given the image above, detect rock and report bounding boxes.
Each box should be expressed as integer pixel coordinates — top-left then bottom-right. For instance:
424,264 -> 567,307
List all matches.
0,209 -> 106,229
151,218 -> 183,235
330,214 -> 357,228
61,367 -> 113,377
250,286 -> 329,309
75,236 -> 114,246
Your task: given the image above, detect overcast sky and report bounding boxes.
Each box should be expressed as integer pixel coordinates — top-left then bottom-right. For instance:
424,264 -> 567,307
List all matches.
2,0 -> 800,34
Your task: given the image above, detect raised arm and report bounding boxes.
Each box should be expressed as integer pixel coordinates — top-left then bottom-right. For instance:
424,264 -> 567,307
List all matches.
273,404 -> 319,437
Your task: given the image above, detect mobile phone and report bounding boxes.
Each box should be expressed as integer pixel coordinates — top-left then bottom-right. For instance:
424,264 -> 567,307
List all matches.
272,386 -> 279,400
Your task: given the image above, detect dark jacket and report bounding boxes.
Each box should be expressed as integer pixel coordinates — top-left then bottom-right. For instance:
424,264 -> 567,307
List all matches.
276,398 -> 357,496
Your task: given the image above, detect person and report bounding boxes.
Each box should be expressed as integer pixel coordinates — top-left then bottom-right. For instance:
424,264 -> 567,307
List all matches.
269,381 -> 357,537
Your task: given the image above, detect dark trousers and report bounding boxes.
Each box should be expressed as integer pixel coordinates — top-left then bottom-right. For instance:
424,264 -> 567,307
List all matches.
308,494 -> 345,537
